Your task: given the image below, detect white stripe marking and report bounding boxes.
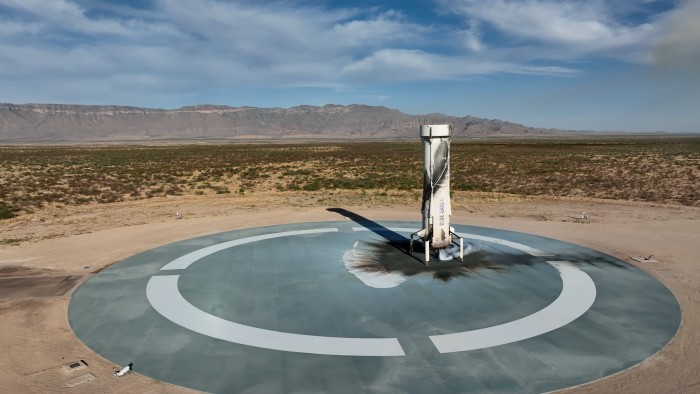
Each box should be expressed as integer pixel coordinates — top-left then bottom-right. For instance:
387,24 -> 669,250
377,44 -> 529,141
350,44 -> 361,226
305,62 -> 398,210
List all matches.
161,228 -> 338,270
352,226 -> 415,233
457,233 -> 552,257
147,275 -> 405,356
430,261 -> 596,353
150,225 -> 595,356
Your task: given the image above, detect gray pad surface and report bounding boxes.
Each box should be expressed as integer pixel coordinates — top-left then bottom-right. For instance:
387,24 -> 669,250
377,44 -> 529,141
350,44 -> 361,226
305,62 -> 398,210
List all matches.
69,221 -> 680,393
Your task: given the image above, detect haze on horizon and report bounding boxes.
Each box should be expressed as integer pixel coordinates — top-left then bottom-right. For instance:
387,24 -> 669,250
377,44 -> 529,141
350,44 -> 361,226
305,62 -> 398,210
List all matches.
0,0 -> 698,133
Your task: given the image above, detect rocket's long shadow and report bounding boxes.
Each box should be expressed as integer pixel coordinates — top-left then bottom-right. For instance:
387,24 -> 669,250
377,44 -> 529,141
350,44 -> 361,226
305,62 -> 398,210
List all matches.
326,208 -> 416,259
327,208 -> 541,282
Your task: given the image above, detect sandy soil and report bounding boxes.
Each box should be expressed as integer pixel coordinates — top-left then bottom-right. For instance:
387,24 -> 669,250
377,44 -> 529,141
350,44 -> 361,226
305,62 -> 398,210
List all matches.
0,193 -> 698,393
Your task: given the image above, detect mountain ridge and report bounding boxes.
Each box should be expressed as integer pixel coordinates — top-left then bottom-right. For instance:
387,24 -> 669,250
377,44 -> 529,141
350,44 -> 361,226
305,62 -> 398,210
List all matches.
0,103 -> 570,142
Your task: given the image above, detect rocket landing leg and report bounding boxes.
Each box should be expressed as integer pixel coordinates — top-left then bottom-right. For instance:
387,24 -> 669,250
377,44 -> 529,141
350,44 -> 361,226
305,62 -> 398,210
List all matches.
425,239 -> 430,265
410,231 -> 463,266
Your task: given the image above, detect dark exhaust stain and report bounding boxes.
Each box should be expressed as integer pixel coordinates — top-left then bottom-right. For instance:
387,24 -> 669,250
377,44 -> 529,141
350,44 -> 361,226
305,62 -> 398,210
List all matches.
349,239 -> 537,282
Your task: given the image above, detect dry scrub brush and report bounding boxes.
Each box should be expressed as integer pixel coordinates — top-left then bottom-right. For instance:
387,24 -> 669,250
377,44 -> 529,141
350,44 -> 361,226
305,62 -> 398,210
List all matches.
0,137 -> 697,217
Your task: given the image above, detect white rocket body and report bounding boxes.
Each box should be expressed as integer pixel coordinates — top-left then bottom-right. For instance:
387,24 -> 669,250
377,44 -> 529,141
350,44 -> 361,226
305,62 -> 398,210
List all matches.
418,124 -> 452,249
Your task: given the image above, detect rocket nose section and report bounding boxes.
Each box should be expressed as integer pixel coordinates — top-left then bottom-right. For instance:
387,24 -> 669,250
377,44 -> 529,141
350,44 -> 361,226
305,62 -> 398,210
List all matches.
420,124 -> 452,138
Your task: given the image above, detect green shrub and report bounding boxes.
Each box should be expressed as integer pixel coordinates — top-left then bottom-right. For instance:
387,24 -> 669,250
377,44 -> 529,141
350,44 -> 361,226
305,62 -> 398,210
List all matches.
0,203 -> 15,219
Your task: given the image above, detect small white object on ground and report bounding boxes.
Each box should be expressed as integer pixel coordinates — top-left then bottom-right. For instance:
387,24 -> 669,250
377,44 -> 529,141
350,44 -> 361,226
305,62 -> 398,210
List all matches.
176,211 -> 182,219
114,363 -> 132,377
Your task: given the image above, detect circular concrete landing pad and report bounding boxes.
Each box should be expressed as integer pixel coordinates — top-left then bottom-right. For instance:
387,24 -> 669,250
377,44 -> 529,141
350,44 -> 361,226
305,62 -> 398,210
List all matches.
69,221 -> 680,393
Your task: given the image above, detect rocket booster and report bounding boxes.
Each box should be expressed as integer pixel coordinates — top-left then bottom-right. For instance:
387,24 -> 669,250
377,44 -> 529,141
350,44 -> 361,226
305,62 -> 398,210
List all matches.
419,124 -> 452,249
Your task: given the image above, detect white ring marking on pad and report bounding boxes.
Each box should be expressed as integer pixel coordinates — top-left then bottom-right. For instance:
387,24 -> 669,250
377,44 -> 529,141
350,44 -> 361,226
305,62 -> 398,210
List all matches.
147,275 -> 405,356
457,232 -> 553,257
161,228 -> 339,270
429,261 -> 596,353
149,225 -> 596,356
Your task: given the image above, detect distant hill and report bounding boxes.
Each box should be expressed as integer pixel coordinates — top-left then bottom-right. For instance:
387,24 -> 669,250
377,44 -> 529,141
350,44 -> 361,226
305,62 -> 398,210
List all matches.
0,103 -> 570,142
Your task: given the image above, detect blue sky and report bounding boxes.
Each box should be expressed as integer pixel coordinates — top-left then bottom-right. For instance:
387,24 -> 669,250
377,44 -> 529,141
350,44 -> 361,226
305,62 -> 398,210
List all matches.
0,0 -> 698,132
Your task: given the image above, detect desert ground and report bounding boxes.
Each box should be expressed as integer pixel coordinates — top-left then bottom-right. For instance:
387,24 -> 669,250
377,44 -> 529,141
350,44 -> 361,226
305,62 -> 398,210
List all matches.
0,139 -> 698,393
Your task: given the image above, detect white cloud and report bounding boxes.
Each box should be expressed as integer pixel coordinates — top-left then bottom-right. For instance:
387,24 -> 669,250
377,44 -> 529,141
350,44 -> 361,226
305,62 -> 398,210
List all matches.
0,0 -> 687,107
340,49 -> 576,83
443,0 -> 660,63
1,0 -> 140,36
0,0 -> 426,99
0,20 -> 42,36
155,0 -> 423,66
0,0 -> 574,104
454,18 -> 484,53
462,29 -> 483,53
454,0 -> 612,43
